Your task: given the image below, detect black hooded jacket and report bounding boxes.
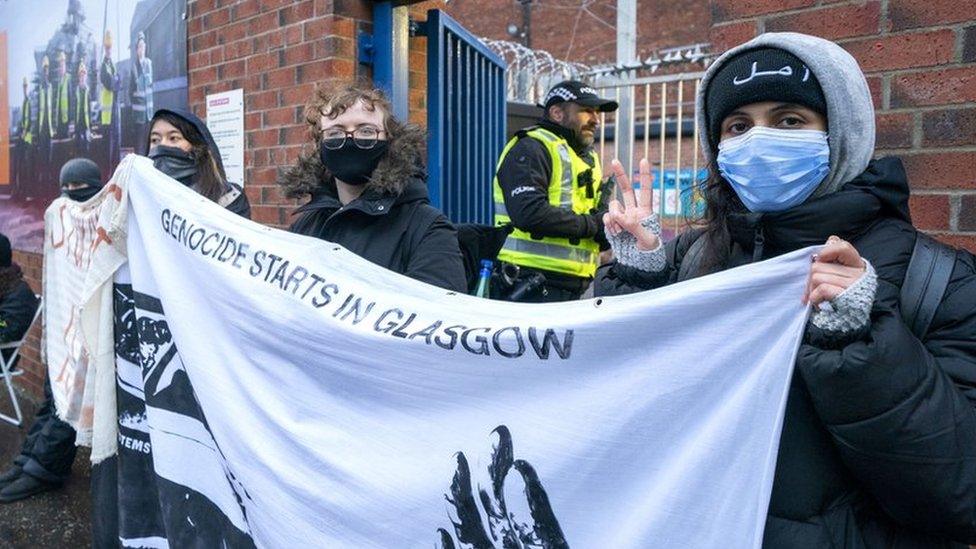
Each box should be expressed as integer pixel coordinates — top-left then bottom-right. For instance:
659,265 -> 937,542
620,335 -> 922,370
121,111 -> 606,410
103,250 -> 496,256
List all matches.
0,280 -> 38,345
0,274 -> 39,367
596,158 -> 976,548
289,178 -> 467,293
146,108 -> 250,219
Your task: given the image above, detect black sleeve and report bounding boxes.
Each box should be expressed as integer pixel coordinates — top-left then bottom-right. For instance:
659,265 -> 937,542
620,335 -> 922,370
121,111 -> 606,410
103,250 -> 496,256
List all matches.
0,285 -> 39,344
593,231 -> 705,296
225,184 -> 251,220
100,61 -> 112,91
796,257 -> 976,541
405,215 -> 468,293
496,138 -> 601,240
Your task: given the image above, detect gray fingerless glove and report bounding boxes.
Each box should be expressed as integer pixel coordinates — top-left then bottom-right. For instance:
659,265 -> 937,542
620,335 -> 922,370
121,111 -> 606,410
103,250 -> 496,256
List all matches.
810,259 -> 877,334
606,214 -> 666,272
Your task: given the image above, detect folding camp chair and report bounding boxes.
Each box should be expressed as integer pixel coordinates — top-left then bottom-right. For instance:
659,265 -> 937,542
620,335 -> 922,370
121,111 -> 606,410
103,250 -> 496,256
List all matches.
0,295 -> 43,426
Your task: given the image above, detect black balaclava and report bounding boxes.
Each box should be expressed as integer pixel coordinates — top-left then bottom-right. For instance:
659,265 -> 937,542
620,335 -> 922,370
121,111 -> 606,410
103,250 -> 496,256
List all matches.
59,158 -> 104,202
145,108 -> 228,188
704,47 -> 827,148
319,141 -> 389,186
149,145 -> 198,187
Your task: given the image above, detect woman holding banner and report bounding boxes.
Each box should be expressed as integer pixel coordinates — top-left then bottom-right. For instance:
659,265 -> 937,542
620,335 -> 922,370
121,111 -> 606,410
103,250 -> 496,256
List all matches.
91,108 -> 252,546
145,109 -> 251,218
279,83 -> 467,293
597,33 -> 976,546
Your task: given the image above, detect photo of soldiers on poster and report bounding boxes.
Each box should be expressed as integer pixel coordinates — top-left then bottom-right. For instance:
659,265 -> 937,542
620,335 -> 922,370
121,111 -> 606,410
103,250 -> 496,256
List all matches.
0,0 -> 189,252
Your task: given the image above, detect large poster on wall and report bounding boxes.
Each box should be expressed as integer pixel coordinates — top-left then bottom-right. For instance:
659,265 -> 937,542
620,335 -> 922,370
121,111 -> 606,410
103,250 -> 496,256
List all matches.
0,0 -> 188,252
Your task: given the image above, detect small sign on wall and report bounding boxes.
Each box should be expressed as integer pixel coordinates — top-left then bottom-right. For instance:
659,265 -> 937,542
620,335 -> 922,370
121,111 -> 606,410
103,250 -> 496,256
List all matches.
206,88 -> 245,187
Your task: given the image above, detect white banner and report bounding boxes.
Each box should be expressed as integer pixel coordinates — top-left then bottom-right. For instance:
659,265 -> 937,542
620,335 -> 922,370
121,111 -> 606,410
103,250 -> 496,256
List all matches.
43,186 -> 125,448
82,156 -> 811,547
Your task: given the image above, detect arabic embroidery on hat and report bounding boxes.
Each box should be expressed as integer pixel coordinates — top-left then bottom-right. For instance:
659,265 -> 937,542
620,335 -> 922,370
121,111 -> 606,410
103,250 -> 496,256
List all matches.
733,61 -> 811,86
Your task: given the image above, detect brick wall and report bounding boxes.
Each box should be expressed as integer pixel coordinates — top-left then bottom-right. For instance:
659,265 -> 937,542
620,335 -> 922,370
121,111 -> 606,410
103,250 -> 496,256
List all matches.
9,250 -> 44,399
451,0 -> 976,253
710,0 -> 976,252
9,1 -> 976,401
187,0 -> 368,230
9,0 -> 387,400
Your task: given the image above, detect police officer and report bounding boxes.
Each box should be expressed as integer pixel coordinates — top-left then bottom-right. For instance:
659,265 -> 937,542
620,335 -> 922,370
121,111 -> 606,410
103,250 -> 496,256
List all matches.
99,30 -> 120,166
14,77 -> 33,199
53,50 -> 71,139
129,32 -> 153,151
37,56 -> 54,194
74,61 -> 92,152
493,81 -> 617,302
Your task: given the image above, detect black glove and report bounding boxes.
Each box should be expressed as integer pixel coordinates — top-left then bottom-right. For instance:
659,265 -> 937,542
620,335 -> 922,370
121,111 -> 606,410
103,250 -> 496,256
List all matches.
591,212 -> 609,249
593,174 -> 615,216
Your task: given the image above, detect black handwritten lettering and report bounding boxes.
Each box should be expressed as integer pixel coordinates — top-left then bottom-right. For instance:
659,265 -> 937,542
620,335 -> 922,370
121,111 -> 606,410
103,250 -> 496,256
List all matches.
408,321 -> 442,345
435,325 -> 465,351
391,313 -> 417,338
528,328 -> 574,360
461,328 -> 491,356
492,326 -> 526,359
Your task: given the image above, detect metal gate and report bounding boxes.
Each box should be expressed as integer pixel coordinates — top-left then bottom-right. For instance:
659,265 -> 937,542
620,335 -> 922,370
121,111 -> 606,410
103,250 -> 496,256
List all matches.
421,10 -> 507,225
593,73 -> 707,237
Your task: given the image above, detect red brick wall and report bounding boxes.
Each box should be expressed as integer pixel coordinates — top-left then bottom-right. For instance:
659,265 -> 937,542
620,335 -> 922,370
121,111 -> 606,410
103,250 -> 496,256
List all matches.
9,250 -> 44,398
187,0 -> 367,230
710,0 -> 976,252
10,2 -> 976,401
10,0 -> 384,400
450,0 -> 976,253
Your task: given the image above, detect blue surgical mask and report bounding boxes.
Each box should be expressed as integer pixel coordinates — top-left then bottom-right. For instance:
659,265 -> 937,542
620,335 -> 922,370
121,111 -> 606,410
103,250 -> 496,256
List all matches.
717,127 -> 830,213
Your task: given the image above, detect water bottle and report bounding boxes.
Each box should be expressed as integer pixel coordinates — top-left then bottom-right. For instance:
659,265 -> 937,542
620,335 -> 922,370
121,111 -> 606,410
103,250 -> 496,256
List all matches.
473,259 -> 493,298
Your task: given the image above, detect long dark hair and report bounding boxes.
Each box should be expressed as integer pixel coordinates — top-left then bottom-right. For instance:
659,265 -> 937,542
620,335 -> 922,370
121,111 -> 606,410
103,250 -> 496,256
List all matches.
147,112 -> 227,203
690,158 -> 746,276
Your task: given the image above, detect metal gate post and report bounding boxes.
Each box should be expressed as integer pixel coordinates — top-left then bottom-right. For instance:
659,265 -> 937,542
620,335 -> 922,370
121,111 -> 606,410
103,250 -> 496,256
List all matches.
615,0 -> 637,175
373,1 -> 410,121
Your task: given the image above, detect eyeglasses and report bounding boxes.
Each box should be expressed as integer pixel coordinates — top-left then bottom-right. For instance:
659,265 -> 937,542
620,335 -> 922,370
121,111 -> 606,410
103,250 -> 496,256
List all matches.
320,126 -> 386,150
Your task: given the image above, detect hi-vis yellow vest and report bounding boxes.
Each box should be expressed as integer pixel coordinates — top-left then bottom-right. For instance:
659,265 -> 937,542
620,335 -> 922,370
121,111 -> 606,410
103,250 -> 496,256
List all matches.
38,83 -> 53,138
100,58 -> 115,125
20,97 -> 32,144
56,76 -> 70,125
493,127 -> 602,278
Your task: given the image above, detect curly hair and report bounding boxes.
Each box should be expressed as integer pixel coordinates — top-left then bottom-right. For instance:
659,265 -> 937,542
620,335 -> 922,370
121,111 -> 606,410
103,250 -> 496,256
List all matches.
278,80 -> 427,199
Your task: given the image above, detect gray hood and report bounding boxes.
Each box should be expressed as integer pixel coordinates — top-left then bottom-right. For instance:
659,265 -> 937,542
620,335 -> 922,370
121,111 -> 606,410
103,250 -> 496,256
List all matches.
696,32 -> 875,197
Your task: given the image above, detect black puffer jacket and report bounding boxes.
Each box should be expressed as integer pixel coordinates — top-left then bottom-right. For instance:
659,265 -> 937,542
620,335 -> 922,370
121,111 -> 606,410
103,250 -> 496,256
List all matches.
0,276 -> 40,368
596,158 -> 976,548
0,278 -> 38,344
289,178 -> 467,293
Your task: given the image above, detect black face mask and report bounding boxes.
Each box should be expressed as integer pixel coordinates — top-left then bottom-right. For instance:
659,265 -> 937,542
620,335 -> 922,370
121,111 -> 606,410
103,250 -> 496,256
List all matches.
63,185 -> 101,202
149,145 -> 198,186
319,140 -> 389,186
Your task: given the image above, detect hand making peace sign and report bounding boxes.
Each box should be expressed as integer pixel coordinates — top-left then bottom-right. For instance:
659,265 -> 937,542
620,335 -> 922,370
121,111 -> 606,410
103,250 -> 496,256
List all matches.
603,158 -> 661,251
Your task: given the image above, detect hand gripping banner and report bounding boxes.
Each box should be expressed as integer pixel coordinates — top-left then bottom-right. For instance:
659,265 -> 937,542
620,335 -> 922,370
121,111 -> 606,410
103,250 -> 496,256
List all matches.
69,156 -> 810,548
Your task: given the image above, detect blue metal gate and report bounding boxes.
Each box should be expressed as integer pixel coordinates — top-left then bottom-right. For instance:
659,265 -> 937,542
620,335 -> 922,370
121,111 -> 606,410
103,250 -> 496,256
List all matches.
421,10 -> 507,225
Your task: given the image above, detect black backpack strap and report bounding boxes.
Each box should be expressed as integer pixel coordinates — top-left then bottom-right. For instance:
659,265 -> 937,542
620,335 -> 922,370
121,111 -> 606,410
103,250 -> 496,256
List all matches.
900,232 -> 956,339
